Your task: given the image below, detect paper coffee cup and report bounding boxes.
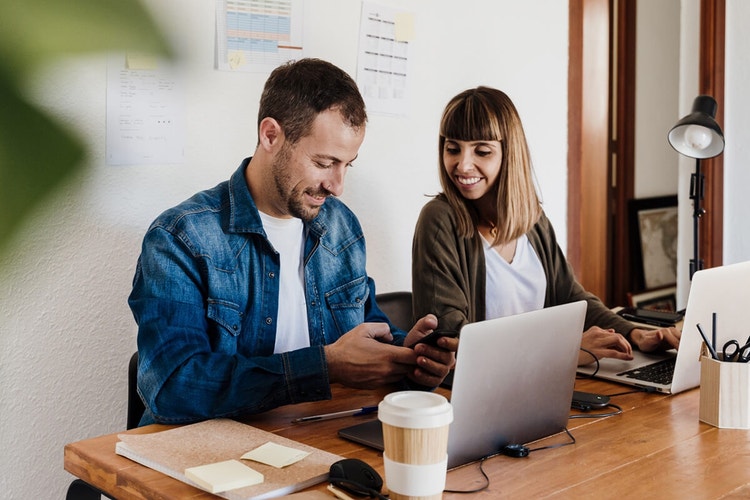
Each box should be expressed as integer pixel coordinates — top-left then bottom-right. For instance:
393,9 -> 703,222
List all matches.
378,391 -> 453,500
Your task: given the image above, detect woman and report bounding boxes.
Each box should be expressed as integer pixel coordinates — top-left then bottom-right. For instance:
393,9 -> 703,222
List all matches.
412,87 -> 680,365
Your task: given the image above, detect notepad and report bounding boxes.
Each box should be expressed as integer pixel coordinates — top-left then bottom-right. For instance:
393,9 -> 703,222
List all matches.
185,459 -> 263,493
116,419 -> 344,500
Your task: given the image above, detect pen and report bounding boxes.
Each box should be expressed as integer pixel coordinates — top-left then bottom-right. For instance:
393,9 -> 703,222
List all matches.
328,484 -> 356,500
712,312 -> 717,353
291,406 -> 378,423
696,323 -> 719,360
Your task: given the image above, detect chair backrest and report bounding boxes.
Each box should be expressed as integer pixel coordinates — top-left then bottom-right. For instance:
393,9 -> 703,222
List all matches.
375,291 -> 413,332
127,351 -> 145,429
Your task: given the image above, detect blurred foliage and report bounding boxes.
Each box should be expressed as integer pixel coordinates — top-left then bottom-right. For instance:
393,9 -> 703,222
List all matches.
0,0 -> 171,251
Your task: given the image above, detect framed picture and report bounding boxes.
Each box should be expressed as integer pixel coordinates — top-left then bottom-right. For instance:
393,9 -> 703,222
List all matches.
628,195 -> 678,290
627,286 -> 677,312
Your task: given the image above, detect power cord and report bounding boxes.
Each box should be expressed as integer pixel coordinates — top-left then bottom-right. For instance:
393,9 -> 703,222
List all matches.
572,348 -> 658,418
443,456 -> 492,494
570,385 -> 658,418
444,427 -> 577,494
576,347 -> 600,378
605,387 -> 658,397
569,403 -> 623,418
526,427 -> 577,453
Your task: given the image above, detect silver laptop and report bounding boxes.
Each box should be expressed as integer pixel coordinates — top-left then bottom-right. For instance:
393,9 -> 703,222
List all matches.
339,300 -> 586,470
577,260 -> 750,394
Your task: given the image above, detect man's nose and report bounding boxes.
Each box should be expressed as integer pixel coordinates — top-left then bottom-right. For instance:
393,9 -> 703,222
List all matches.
325,165 -> 347,197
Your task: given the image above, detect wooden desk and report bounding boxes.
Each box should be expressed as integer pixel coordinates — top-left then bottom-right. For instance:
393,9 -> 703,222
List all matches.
65,380 -> 750,499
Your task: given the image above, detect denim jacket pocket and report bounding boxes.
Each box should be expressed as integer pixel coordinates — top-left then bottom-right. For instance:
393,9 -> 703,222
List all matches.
207,300 -> 243,352
325,277 -> 369,335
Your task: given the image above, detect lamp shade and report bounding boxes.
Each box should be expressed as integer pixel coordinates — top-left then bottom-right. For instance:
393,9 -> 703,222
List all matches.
668,95 -> 725,159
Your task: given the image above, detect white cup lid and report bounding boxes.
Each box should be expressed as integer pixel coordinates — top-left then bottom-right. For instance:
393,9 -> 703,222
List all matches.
378,391 -> 453,429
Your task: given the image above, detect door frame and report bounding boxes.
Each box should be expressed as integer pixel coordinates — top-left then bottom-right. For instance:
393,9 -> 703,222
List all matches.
568,0 -> 725,306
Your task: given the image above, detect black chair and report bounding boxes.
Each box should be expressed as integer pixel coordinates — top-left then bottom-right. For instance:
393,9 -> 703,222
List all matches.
66,352 -> 143,500
376,291 -> 413,332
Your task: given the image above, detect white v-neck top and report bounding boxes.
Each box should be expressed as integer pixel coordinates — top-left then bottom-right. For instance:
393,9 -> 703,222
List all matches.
483,233 -> 546,319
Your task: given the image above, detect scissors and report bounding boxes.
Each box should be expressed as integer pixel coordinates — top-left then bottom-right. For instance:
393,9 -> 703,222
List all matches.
722,337 -> 750,362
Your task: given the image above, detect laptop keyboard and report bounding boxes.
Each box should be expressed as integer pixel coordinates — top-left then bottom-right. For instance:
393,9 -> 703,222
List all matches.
617,358 -> 676,385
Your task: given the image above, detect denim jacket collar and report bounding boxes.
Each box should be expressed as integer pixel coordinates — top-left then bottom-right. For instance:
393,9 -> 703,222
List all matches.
228,158 -> 328,242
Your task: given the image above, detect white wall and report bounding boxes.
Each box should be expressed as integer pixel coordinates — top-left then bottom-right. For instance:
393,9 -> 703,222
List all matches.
723,0 -> 750,266
675,0 -> 701,307
0,1 -> 569,498
635,0 -> 681,199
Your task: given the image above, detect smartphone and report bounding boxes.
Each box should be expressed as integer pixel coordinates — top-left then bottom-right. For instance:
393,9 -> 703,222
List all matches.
618,307 -> 683,327
571,390 -> 610,410
410,329 -> 458,348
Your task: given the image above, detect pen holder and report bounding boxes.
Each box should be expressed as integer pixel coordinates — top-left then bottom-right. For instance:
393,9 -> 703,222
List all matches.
699,353 -> 750,429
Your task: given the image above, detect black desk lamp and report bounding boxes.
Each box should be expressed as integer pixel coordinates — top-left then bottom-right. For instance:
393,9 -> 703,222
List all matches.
667,95 -> 725,280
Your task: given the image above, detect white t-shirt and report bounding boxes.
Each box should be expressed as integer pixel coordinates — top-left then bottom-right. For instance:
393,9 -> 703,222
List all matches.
258,212 -> 310,353
484,233 -> 547,319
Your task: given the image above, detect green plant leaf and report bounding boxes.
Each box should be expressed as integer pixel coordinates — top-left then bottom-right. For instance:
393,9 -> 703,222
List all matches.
0,75 -> 85,250
0,0 -> 172,252
0,0 -> 172,83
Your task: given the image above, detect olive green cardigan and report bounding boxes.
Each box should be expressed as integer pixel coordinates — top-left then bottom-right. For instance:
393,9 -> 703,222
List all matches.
411,195 -> 635,336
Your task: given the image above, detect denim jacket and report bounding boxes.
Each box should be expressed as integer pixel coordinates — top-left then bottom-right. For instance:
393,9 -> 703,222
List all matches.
129,158 -> 406,425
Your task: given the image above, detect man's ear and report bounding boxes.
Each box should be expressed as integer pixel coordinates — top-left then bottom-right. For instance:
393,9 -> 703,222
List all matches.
258,117 -> 284,152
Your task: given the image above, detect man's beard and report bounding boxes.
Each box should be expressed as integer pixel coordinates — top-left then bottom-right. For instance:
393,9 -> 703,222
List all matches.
285,184 -> 329,222
272,144 -> 330,222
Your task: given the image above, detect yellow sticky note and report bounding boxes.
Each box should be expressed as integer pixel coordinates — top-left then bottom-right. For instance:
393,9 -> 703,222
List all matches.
394,12 -> 415,42
126,52 -> 158,70
185,459 -> 263,493
228,50 -> 246,70
241,441 -> 310,468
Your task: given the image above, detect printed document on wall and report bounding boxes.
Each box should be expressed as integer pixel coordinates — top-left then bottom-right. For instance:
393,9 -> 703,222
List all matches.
356,2 -> 413,116
105,54 -> 185,166
215,0 -> 304,73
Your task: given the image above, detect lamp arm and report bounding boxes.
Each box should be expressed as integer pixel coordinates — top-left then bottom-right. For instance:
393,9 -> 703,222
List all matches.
690,158 -> 705,279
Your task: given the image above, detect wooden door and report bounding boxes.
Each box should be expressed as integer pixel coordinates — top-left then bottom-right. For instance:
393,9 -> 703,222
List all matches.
568,0 -> 724,306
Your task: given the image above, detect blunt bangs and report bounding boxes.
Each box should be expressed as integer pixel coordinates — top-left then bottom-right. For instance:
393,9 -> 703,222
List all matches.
440,91 -> 502,143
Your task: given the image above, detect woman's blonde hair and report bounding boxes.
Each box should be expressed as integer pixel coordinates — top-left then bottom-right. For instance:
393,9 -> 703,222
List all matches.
438,87 -> 541,245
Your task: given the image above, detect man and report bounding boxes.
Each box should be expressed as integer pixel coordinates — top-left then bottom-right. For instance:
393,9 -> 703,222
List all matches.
129,58 -> 456,426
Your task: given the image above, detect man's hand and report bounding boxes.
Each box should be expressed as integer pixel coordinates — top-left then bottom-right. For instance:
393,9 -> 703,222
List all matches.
629,326 -> 681,352
324,322 -> 416,388
579,326 -> 633,366
404,315 -> 458,387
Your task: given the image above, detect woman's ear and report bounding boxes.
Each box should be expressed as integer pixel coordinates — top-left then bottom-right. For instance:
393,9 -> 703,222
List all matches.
258,117 -> 284,152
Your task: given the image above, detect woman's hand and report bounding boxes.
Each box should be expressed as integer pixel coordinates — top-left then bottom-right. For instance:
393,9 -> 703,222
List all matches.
579,327 -> 633,366
628,327 -> 681,352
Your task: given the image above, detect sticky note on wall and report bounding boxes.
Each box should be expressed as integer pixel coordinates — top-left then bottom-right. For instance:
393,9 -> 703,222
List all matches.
126,52 -> 158,70
394,12 -> 415,42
